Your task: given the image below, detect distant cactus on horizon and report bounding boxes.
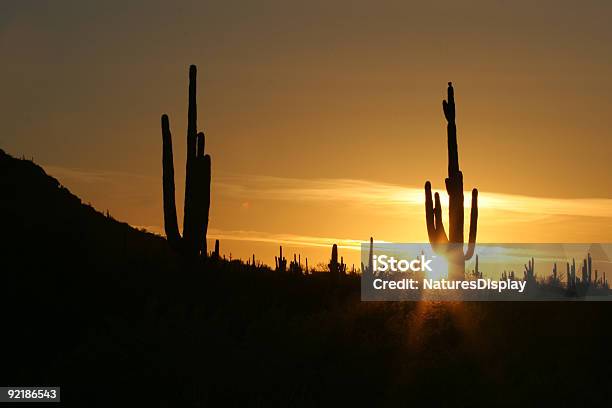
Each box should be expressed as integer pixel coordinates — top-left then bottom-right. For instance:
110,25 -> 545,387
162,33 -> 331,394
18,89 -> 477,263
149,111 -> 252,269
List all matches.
328,244 -> 346,276
566,258 -> 577,292
161,65 -> 211,258
524,257 -> 536,283
424,82 -> 478,280
213,239 -> 220,259
275,246 -> 287,272
471,254 -> 482,279
361,237 -> 374,276
289,253 -> 303,274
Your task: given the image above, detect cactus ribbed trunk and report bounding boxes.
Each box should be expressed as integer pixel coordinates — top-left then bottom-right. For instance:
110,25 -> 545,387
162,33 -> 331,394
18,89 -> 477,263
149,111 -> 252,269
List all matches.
425,82 -> 478,280
161,65 -> 211,258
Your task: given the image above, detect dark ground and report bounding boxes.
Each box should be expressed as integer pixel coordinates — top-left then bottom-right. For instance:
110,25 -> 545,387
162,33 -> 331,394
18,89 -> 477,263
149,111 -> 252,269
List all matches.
2,149 -> 611,407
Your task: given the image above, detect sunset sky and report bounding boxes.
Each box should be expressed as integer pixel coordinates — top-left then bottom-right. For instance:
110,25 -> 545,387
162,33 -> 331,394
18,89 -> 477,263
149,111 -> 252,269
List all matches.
2,0 -> 611,267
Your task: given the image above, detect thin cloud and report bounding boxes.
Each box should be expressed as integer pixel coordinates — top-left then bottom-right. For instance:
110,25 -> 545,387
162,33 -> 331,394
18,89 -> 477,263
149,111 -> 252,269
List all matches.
214,174 -> 612,219
206,228 -> 375,251
45,165 -> 612,220
42,165 -> 612,248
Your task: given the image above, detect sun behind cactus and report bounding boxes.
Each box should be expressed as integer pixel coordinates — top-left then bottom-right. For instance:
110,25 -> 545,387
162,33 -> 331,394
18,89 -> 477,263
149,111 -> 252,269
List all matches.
424,82 -> 478,280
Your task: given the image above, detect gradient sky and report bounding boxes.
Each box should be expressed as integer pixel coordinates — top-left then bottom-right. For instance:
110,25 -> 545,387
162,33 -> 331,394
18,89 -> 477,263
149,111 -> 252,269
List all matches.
2,0 -> 611,267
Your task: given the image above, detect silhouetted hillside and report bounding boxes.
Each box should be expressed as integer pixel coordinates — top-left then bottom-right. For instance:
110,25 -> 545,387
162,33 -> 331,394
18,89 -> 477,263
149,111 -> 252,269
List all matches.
0,149 -> 361,405
0,148 -> 174,260
2,149 -> 612,407
1,149 -> 178,400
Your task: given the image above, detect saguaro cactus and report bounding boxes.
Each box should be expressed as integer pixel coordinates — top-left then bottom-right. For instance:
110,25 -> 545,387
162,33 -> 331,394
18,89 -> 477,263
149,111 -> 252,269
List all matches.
524,257 -> 535,283
161,65 -> 211,258
424,82 -> 478,280
329,244 -> 339,275
551,263 -> 559,285
289,254 -> 303,275
361,237 -> 374,277
567,259 -> 577,291
275,246 -> 287,272
328,244 -> 346,276
213,239 -> 220,259
587,253 -> 592,284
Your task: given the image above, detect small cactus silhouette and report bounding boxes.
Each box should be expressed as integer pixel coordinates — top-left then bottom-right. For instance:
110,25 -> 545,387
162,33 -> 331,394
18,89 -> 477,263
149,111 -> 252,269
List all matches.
524,257 -> 535,283
472,254 -> 482,279
213,239 -> 220,259
424,82 -> 478,280
567,259 -> 577,291
550,262 -> 560,285
289,254 -> 303,274
361,237 -> 374,276
161,65 -> 211,258
328,244 -> 346,276
275,246 -> 287,272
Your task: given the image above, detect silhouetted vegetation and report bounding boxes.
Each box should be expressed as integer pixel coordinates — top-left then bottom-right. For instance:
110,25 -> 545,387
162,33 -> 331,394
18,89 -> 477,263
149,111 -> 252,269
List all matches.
328,243 -> 347,278
161,65 -> 211,258
289,253 -> 303,275
4,148 -> 612,406
361,236 -> 374,278
425,82 -> 478,280
274,245 -> 287,272
524,257 -> 536,284
3,72 -> 612,406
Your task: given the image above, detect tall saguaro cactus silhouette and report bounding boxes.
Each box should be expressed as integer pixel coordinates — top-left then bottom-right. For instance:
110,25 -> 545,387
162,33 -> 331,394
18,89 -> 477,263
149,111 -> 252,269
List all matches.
425,82 -> 478,280
161,65 -> 211,258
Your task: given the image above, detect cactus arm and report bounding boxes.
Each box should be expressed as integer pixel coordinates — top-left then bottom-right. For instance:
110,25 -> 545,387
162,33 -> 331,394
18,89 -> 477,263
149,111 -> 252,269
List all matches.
433,192 -> 449,243
425,182 -> 448,244
425,181 -> 437,243
464,188 -> 478,260
200,153 -> 211,256
161,114 -> 181,248
196,132 -> 205,157
192,131 -> 210,256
